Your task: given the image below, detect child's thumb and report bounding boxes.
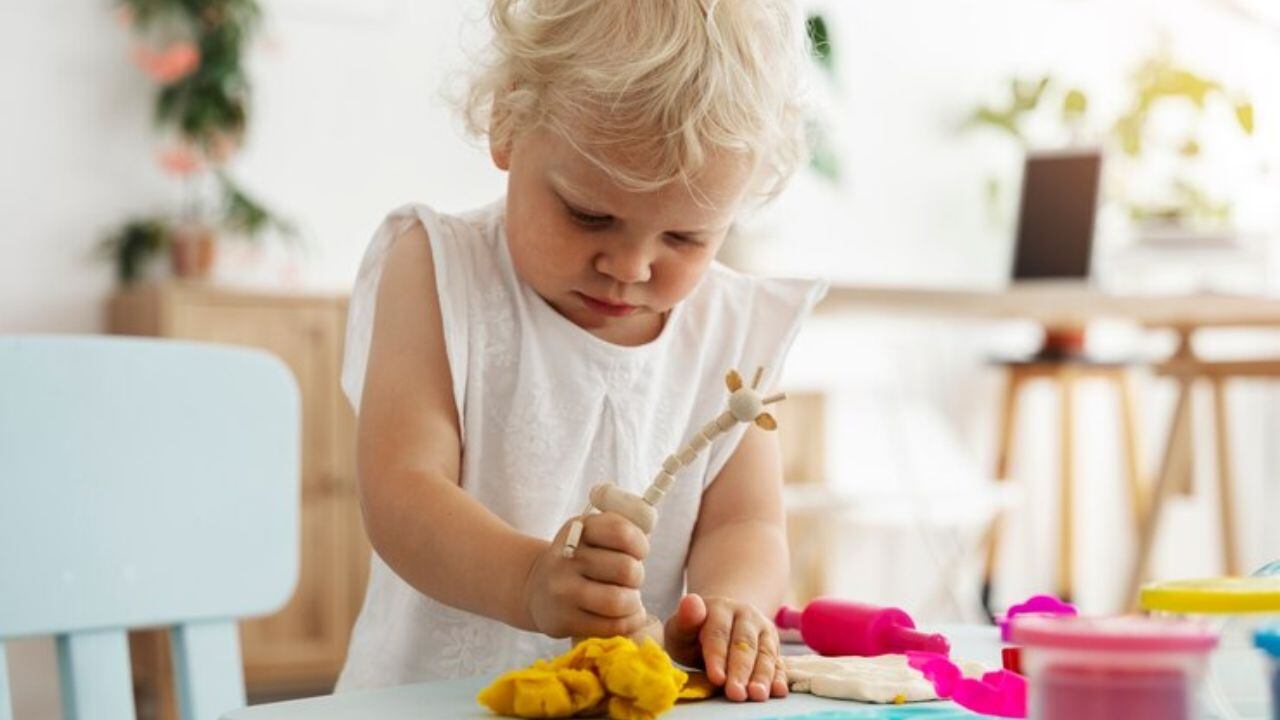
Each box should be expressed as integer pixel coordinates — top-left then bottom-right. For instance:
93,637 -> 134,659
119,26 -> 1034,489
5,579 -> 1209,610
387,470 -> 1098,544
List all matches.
671,593 -> 707,637
664,594 -> 709,668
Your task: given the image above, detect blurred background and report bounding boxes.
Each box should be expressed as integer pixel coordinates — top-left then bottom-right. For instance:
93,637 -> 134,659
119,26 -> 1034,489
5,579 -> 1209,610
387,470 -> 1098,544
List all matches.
3,0 -> 1279,717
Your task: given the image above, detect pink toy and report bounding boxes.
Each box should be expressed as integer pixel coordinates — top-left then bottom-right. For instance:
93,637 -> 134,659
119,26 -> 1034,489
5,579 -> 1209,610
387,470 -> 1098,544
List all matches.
774,598 -> 950,657
997,594 -> 1077,642
908,651 -> 1027,718
1011,615 -> 1218,720
997,594 -> 1079,674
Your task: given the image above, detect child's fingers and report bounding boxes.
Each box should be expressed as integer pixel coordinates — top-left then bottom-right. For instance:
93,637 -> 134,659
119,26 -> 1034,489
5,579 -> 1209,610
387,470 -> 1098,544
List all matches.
746,630 -> 777,702
761,624 -> 788,698
723,613 -> 760,702
572,546 -> 645,588
771,663 -> 789,698
698,602 -> 736,686
572,609 -> 651,639
576,578 -> 643,619
580,512 -> 650,560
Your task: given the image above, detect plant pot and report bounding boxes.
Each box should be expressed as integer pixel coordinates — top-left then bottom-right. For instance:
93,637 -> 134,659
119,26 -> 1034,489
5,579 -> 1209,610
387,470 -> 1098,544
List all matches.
169,224 -> 217,279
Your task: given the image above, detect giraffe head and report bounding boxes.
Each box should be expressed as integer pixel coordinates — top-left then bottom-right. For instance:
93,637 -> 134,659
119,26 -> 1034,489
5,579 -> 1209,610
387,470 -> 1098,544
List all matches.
724,367 -> 784,430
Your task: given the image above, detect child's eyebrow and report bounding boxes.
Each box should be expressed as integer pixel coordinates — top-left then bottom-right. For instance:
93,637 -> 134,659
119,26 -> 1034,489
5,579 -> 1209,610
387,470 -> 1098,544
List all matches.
671,219 -> 732,238
548,172 -> 605,209
550,170 -> 729,236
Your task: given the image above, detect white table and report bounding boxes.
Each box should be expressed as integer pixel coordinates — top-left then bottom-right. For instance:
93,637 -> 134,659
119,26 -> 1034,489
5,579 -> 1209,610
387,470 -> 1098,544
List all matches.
817,283 -> 1280,329
224,626 -> 1004,719
221,620 -> 1260,719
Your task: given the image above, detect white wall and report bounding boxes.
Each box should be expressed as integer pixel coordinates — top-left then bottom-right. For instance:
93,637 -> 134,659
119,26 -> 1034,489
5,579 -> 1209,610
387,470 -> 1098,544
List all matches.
5,0 -> 1278,322
1,2 -> 169,331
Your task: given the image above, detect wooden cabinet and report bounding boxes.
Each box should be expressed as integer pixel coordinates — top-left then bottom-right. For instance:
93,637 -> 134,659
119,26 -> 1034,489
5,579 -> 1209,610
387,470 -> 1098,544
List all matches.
108,283 -> 370,715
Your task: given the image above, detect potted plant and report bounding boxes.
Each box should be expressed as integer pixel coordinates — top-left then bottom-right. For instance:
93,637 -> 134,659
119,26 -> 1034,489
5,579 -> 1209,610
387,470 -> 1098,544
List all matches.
100,0 -> 293,284
1109,46 -> 1255,247
963,43 -> 1257,246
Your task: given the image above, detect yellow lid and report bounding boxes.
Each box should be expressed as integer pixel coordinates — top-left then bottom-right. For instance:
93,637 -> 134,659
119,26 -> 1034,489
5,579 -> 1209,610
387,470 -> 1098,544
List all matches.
1140,577 -> 1280,614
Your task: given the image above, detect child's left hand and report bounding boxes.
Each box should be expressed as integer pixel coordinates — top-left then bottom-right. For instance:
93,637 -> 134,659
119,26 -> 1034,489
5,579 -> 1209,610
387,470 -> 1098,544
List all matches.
663,593 -> 788,702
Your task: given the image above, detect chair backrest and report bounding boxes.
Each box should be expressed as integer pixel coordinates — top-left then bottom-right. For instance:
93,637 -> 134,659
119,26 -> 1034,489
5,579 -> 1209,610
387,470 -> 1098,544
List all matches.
0,335 -> 300,720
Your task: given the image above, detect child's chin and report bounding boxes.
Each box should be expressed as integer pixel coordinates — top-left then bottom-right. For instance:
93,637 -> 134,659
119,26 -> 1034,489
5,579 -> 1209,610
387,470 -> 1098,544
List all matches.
573,314 -> 609,330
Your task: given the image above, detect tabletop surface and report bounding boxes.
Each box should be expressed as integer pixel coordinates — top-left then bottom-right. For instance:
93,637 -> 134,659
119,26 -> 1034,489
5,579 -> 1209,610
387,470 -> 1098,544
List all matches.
818,282 -> 1280,328
224,626 -> 1002,720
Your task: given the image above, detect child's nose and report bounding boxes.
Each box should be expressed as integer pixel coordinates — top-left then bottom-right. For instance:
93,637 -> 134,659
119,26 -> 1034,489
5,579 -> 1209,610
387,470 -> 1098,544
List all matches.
594,244 -> 653,284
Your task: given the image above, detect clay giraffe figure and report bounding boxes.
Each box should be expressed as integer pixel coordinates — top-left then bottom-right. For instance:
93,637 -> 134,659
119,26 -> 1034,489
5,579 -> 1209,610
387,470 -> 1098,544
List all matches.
562,365 -> 785,556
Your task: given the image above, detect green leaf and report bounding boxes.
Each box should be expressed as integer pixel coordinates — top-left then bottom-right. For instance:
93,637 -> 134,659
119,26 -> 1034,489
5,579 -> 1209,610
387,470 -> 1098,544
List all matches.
1236,101 -> 1254,134
806,14 -> 834,74
1114,115 -> 1143,156
965,107 -> 1022,141
1062,88 -> 1088,120
100,217 -> 170,283
1011,76 -> 1049,112
216,172 -> 297,241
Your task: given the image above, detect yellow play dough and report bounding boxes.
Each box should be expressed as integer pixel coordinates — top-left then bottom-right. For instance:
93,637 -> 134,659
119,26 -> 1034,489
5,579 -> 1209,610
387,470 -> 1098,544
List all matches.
478,637 -> 708,719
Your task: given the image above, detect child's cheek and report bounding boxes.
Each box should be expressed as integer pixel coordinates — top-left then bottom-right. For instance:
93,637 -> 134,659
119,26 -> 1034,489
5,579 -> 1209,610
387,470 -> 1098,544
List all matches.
661,256 -> 713,304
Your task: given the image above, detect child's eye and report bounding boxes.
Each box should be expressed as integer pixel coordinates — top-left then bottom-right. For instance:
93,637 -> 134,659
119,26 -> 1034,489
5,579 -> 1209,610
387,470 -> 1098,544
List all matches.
566,205 -> 613,228
665,232 -> 704,248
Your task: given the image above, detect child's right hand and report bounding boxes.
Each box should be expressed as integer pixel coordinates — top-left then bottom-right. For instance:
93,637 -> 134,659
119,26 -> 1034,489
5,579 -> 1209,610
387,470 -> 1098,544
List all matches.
522,512 -> 650,639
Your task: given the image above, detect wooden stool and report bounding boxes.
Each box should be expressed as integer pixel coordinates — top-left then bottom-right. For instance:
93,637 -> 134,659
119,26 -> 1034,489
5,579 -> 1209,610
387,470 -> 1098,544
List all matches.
982,358 -> 1147,611
1125,331 -> 1264,608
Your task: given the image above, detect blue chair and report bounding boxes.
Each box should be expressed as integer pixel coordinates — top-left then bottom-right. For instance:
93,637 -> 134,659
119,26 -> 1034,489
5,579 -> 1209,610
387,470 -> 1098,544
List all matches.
0,335 -> 300,720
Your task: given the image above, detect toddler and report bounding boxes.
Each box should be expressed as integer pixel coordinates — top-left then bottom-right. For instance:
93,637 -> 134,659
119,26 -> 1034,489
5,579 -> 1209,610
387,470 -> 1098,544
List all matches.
337,0 -> 826,704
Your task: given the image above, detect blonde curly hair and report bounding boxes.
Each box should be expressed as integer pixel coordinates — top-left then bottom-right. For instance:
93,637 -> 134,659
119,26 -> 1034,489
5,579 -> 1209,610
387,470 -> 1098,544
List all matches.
465,0 -> 812,202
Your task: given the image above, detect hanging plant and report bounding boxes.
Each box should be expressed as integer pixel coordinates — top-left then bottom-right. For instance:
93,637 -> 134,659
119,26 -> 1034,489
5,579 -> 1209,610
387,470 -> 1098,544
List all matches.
102,0 -> 294,283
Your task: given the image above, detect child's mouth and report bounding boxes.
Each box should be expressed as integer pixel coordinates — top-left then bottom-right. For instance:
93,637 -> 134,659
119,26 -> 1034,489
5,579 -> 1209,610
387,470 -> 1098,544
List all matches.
576,292 -> 638,317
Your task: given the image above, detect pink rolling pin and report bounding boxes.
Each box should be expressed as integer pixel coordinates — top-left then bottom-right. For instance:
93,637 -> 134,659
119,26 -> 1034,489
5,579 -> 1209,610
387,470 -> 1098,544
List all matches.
775,598 -> 951,657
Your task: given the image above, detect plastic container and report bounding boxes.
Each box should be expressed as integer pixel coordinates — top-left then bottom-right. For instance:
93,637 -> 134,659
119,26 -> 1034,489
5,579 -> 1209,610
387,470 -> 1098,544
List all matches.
774,597 -> 950,657
1256,625 -> 1279,720
1011,615 -> 1218,720
1141,575 -> 1280,719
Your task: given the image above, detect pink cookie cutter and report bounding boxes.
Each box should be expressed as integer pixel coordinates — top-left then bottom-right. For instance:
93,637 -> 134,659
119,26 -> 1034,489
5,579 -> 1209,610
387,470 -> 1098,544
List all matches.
998,594 -> 1077,642
907,651 -> 1027,719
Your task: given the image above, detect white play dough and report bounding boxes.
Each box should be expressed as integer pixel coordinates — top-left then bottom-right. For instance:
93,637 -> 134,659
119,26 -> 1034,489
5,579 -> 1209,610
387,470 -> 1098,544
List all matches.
783,654 -> 987,704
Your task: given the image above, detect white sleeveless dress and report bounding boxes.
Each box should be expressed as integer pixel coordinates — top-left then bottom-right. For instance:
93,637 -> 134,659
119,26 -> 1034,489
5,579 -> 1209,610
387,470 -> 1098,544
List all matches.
335,200 -> 826,690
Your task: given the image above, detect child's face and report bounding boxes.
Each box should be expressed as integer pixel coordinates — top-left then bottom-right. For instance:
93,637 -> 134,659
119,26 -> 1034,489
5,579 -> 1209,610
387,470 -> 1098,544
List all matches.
496,126 -> 753,346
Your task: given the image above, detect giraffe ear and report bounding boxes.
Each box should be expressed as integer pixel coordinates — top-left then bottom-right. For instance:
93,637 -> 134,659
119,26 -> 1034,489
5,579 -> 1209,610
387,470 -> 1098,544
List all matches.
725,369 -> 743,392
755,413 -> 777,431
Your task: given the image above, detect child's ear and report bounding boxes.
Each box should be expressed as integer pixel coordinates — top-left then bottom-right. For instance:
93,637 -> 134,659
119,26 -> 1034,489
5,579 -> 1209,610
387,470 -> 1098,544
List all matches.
490,134 -> 512,171
489,94 -> 512,171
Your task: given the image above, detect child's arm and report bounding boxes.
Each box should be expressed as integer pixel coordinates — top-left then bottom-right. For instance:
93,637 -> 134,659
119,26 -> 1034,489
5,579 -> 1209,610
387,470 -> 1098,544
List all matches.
358,220 -> 649,639
664,424 -> 790,702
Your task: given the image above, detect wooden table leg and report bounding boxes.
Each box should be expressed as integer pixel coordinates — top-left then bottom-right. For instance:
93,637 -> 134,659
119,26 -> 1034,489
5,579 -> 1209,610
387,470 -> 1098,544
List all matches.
1126,376 -> 1195,610
1058,368 -> 1077,603
981,368 -> 1022,615
1169,332 -> 1198,498
1117,371 -> 1148,538
1210,378 -> 1241,576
